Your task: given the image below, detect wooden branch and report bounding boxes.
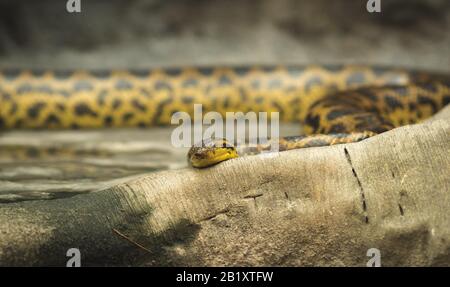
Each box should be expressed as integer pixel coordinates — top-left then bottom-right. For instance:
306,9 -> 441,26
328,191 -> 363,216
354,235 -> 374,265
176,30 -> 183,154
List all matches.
0,107 -> 449,266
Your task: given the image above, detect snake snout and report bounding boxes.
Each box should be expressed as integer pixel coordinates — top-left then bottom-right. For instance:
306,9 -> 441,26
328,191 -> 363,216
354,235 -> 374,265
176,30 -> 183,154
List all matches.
188,138 -> 239,168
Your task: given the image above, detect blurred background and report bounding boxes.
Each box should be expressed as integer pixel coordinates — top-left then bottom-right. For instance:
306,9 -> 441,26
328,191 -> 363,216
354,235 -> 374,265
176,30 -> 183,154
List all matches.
0,0 -> 448,71
0,0 -> 449,203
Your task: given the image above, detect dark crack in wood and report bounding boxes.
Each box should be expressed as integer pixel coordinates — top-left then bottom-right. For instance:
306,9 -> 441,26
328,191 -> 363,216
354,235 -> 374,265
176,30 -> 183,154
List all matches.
344,147 -> 369,224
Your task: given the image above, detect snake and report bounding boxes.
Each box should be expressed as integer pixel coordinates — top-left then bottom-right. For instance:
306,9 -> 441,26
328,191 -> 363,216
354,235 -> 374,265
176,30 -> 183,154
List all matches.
0,65 -> 449,168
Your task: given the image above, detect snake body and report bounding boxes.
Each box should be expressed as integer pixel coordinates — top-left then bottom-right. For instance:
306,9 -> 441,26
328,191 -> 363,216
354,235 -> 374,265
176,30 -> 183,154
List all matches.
1,66 -> 449,167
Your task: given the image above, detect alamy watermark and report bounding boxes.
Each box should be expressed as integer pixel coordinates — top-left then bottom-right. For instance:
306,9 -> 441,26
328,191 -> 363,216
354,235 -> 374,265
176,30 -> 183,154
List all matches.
66,1 -> 380,14
66,248 -> 81,267
366,248 -> 381,267
367,0 -> 381,13
171,104 -> 280,151
66,0 -> 81,13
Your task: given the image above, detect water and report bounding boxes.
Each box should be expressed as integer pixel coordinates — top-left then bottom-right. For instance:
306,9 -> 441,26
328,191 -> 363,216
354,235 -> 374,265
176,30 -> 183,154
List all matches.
0,125 -> 299,203
0,128 -> 188,203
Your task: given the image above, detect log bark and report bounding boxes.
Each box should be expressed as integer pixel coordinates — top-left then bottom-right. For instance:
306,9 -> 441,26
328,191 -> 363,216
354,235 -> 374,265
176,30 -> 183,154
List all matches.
0,107 -> 449,266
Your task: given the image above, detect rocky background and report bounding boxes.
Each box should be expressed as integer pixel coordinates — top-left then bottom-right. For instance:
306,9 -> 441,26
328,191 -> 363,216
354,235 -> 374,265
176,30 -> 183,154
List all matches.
0,0 -> 448,71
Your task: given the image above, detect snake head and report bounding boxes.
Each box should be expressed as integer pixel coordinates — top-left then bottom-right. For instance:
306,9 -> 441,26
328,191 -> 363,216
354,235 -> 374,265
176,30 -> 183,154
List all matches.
188,138 -> 238,168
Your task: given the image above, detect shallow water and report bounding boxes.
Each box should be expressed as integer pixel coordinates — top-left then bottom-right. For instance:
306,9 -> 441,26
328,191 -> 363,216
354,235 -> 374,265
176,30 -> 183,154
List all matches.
0,125 -> 299,203
0,128 -> 188,203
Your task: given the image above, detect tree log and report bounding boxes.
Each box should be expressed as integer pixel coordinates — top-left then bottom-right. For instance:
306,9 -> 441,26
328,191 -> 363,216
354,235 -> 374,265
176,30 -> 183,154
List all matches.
0,107 -> 449,266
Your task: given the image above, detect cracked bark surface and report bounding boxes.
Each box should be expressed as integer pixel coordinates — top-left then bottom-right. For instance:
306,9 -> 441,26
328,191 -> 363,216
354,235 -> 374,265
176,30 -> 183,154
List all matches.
0,107 -> 449,266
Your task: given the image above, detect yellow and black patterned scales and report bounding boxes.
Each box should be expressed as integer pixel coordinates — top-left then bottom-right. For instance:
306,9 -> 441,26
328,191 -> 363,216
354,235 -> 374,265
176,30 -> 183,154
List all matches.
0,66 -> 449,167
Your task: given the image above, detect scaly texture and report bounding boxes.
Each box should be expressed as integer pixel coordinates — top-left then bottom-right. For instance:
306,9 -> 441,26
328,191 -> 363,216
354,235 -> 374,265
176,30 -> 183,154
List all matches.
0,65 -> 448,129
0,66 -> 449,165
